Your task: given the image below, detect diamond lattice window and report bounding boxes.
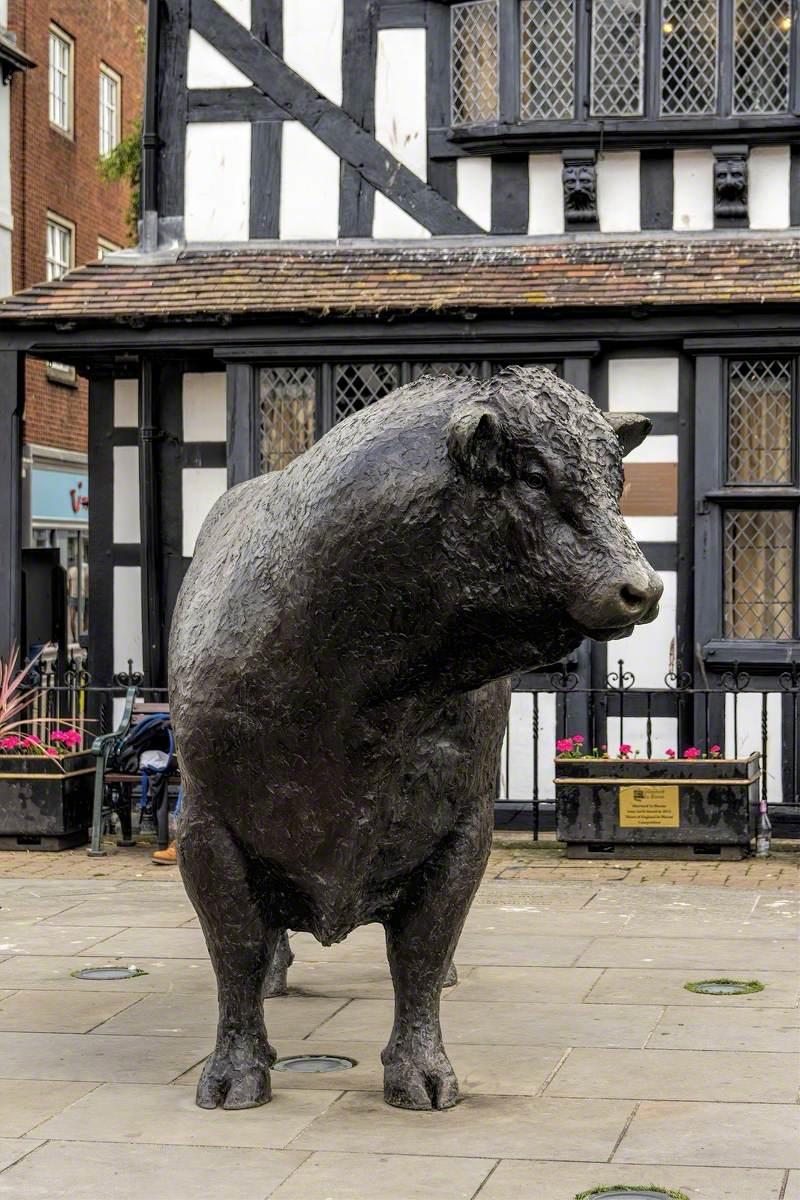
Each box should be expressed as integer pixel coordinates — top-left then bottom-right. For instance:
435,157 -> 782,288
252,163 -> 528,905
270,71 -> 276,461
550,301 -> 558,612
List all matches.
591,0 -> 645,116
724,509 -> 795,639
520,0 -> 575,120
333,363 -> 399,424
412,362 -> 482,380
451,0 -> 499,126
660,0 -> 718,115
733,0 -> 791,114
259,366 -> 317,473
728,360 -> 793,485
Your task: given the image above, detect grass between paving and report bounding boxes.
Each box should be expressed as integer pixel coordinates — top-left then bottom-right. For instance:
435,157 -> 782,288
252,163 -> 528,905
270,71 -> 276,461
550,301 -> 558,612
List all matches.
683,978 -> 764,995
574,1187 -> 690,1200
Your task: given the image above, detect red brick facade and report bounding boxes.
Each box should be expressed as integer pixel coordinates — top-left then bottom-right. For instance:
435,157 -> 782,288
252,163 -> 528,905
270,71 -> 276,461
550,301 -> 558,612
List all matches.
8,0 -> 145,452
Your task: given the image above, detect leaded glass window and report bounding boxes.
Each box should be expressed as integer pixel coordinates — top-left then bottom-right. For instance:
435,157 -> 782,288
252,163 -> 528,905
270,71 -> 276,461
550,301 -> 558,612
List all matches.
520,0 -> 575,120
590,0 -> 645,116
660,0 -> 718,115
733,0 -> 791,115
451,0 -> 499,126
333,363 -> 400,423
727,360 -> 793,485
723,509 -> 795,639
412,362 -> 483,380
259,366 -> 316,473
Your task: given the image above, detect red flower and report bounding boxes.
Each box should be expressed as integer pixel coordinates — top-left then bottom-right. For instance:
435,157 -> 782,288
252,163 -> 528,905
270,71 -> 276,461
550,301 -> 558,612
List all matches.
618,743 -> 633,757
665,748 -> 676,759
556,737 -> 575,754
709,744 -> 721,756
683,746 -> 700,759
572,734 -> 584,744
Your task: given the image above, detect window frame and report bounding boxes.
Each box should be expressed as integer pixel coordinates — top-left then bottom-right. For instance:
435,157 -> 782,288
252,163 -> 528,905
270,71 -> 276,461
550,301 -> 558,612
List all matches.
97,237 -> 122,259
99,62 -> 121,157
443,0 -> 800,153
45,212 -> 75,282
694,350 -> 800,668
48,24 -> 74,137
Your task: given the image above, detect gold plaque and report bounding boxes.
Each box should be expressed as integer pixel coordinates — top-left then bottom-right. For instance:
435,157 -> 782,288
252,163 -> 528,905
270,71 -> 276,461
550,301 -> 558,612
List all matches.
619,784 -> 680,828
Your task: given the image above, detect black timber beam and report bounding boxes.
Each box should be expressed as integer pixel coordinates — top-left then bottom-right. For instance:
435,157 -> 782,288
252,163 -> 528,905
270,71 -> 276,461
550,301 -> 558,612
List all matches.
0,352 -> 23,659
191,0 -> 482,236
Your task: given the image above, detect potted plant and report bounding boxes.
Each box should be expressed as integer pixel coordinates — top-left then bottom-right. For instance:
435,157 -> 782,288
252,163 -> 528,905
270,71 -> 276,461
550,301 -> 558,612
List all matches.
554,735 -> 760,861
0,647 -> 94,850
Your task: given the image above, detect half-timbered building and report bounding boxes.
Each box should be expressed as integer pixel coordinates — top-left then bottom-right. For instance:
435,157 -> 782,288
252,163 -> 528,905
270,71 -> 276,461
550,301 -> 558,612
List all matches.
0,0 -> 797,803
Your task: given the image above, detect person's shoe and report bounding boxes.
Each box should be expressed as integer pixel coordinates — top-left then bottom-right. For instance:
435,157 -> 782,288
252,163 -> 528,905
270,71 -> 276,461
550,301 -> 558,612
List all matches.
152,842 -> 177,866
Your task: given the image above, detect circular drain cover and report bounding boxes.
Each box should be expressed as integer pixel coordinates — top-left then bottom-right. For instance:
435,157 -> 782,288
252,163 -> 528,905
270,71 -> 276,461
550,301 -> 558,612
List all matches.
576,1192 -> 688,1200
274,1054 -> 356,1074
71,965 -> 147,981
684,979 -> 764,996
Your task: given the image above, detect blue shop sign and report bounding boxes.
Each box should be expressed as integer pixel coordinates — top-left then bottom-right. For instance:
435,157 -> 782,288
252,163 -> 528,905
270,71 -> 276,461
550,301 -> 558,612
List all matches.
31,468 -> 89,524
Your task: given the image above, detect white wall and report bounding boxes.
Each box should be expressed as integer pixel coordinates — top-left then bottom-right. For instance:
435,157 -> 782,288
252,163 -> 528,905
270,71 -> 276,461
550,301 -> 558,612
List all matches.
673,149 -> 714,231
182,468 -> 228,556
182,373 -> 227,441
0,83 -> 12,297
187,31 -> 251,89
373,28 -> 428,238
528,155 -> 564,235
725,692 -> 784,803
113,567 -> 143,676
279,122 -> 340,239
185,122 -> 250,242
608,358 -> 679,414
597,152 -> 640,232
283,0 -> 343,104
749,145 -> 790,230
500,691 -> 557,800
456,158 -> 492,231
112,447 -> 140,544
113,379 -> 138,427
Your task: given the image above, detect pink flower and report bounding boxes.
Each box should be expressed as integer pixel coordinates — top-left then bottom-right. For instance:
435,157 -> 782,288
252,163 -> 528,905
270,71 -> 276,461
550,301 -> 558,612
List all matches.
618,743 -> 633,757
0,735 -> 20,750
556,737 -> 575,754
22,734 -> 40,747
683,746 -> 700,759
665,748 -> 676,759
572,734 -> 584,744
44,747 -> 58,756
709,744 -> 721,756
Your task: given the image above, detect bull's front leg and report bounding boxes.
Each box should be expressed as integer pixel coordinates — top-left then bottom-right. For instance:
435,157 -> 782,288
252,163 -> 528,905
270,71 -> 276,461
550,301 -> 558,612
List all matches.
382,806 -> 491,1110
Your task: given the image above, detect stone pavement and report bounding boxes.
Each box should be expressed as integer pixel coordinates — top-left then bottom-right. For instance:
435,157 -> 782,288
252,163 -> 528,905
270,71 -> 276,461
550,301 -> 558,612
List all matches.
0,839 -> 797,1199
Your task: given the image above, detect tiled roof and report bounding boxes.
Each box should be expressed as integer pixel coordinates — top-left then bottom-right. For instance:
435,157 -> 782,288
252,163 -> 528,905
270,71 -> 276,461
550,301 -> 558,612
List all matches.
2,235 -> 800,325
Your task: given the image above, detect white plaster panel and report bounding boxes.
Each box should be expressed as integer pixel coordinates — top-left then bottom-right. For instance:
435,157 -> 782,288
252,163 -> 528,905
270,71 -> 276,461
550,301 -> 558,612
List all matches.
597,151 -> 640,232
185,123 -> 250,242
608,358 -> 679,413
0,230 -> 11,298
187,31 -> 251,89
612,571 -> 676,689
501,691 -> 556,801
113,567 -> 143,677
606,717 -> 678,760
624,435 -> 678,465
373,194 -> 431,239
625,516 -> 678,543
749,145 -> 791,230
725,692 -> 783,803
0,84 -> 12,241
457,158 -> 492,231
113,446 -> 140,544
182,373 -> 227,442
375,29 -> 427,179
283,0 -> 343,104
182,468 -> 228,557
528,154 -> 564,235
216,0 -> 250,25
280,122 -> 340,239
113,379 -> 138,428
673,149 -> 714,231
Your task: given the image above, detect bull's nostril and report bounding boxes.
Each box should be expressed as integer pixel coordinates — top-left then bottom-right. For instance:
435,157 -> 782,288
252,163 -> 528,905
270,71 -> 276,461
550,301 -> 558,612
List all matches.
620,584 -> 647,611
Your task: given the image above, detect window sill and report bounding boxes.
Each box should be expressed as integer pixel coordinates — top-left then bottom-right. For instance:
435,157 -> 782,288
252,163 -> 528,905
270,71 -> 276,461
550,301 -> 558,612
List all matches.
49,122 -> 74,141
431,114 -> 800,157
46,363 -> 77,387
702,640 -> 800,670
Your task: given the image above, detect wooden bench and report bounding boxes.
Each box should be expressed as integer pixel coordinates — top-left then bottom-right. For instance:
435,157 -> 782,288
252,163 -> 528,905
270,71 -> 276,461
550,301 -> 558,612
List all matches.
88,687 -> 179,857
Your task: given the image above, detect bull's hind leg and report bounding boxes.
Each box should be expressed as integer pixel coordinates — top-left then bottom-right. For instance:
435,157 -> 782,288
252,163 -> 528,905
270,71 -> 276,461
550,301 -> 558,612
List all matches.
382,805 -> 490,1110
178,814 -> 279,1109
263,930 -> 294,998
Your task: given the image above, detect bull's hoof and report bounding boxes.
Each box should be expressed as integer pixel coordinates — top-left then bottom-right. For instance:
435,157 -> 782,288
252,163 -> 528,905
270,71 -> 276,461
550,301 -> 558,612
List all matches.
443,962 -> 458,988
383,1052 -> 459,1111
196,1037 -> 276,1109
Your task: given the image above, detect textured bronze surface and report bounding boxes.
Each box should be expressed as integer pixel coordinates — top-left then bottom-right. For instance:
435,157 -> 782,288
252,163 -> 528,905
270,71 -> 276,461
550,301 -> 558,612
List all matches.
169,366 -> 661,1112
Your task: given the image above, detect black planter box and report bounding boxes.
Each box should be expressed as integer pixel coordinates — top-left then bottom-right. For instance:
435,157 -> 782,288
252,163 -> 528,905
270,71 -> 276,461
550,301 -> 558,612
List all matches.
555,753 -> 760,860
0,752 -> 95,850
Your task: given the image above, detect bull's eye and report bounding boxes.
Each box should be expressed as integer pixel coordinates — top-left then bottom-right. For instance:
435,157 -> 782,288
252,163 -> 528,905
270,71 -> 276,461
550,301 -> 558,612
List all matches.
524,470 -> 547,490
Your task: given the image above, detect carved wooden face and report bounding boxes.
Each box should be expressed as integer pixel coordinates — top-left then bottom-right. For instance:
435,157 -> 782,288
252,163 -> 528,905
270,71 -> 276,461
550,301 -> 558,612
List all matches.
715,159 -> 746,201
563,165 -> 596,210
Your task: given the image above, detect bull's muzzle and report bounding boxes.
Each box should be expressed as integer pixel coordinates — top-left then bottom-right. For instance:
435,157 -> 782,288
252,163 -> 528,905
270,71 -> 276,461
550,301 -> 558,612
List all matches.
569,565 -> 663,639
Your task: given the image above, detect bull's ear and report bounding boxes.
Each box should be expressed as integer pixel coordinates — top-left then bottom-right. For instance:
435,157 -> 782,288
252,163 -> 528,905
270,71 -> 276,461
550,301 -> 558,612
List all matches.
605,412 -> 652,458
447,405 -> 514,486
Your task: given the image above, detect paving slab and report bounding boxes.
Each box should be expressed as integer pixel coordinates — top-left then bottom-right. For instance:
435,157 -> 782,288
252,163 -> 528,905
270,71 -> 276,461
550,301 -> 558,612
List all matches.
0,1030 -> 211,1083
39,897 -> 197,927
462,906 -> 632,937
93,990 -> 349,1039
290,1091 -> 634,1161
80,927 -> 210,959
0,925 -> 123,956
0,954 -> 216,992
279,960 -> 403,999
0,897 -> 88,921
314,997 -> 663,1048
545,1047 -> 798,1103
441,965 -> 602,1005
577,935 -> 798,972
785,1171 -> 800,1199
0,1079 -> 98,1137
32,1082 -> 342,1149
0,1140 -> 309,1200
0,987 -> 142,1033
173,1038 -> 568,1097
477,1158 -> 786,1200
615,1101 -> 800,1169
0,1138 -> 44,1173
585,967 -> 800,1008
269,1150 -> 494,1200
621,913 -> 800,940
648,1005 -> 800,1052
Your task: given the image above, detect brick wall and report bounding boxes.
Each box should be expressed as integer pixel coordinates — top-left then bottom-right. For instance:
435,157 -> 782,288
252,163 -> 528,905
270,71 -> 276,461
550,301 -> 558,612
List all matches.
8,0 -> 145,453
